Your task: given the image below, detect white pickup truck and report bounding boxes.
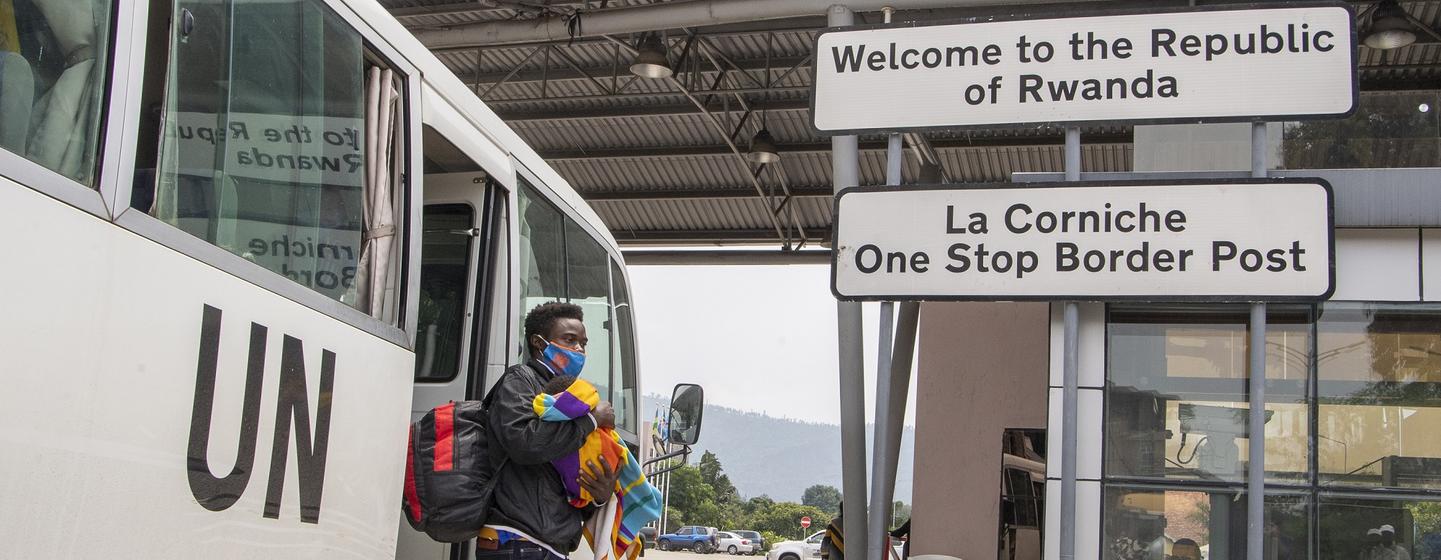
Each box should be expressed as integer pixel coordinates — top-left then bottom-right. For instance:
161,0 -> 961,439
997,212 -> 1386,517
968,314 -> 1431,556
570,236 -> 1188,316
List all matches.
765,531 -> 826,560
764,530 -> 906,560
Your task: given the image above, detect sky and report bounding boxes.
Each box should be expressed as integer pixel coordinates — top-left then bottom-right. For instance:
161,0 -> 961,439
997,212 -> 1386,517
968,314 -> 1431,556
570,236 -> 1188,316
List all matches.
628,263 -> 918,427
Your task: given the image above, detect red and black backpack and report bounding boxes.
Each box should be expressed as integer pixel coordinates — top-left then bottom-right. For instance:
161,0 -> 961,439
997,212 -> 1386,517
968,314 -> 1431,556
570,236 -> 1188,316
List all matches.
402,397 -> 506,542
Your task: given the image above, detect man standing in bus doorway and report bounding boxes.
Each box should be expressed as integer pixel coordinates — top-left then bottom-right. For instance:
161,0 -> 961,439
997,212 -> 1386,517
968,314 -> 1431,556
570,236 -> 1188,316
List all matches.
480,302 -> 622,560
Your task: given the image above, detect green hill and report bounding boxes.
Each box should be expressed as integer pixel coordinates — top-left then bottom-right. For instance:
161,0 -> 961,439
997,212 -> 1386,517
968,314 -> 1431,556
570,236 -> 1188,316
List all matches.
644,395 -> 914,504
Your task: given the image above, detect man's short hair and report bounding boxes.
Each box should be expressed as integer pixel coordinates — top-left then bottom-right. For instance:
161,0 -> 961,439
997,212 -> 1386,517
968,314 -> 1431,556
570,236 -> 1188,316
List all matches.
524,301 -> 584,345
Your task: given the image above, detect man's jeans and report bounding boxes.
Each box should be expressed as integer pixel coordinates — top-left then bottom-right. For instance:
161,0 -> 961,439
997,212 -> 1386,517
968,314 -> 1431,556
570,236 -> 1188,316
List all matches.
473,541 -> 567,560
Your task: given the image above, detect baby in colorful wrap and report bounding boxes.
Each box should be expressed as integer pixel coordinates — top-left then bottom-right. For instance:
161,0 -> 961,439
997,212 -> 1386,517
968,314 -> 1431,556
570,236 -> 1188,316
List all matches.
536,376 -> 663,560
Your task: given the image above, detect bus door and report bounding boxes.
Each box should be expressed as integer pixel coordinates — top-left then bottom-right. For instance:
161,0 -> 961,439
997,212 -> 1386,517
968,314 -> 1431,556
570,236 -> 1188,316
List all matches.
396,118 -> 511,560
410,124 -> 510,414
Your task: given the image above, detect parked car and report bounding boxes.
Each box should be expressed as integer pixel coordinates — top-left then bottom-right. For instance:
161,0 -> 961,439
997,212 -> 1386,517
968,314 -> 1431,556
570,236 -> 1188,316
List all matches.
730,530 -> 765,555
716,531 -> 757,555
765,531 -> 825,560
639,527 -> 658,550
657,526 -> 718,553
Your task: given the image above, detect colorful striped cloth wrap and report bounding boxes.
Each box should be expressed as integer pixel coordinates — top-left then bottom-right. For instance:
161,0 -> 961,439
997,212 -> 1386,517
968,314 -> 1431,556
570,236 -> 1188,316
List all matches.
533,378 -> 662,560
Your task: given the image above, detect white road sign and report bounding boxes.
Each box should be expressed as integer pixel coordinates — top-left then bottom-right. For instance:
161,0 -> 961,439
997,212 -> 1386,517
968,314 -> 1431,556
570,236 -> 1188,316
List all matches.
812,3 -> 1356,133
831,180 -> 1334,301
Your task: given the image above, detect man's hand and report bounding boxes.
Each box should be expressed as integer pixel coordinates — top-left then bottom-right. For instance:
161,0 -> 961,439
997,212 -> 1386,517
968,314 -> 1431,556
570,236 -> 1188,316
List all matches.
593,401 -> 616,429
578,455 -> 620,504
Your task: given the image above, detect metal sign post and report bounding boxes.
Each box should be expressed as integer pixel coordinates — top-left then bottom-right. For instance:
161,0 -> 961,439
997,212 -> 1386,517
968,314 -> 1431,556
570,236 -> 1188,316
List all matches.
827,7 -> 869,560
1247,121 -> 1269,560
1059,127 -> 1080,560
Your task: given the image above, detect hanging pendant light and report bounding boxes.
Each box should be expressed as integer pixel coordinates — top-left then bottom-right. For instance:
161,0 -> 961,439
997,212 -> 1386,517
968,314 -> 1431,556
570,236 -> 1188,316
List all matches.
629,33 -> 673,79
748,128 -> 780,163
1365,0 -> 1417,50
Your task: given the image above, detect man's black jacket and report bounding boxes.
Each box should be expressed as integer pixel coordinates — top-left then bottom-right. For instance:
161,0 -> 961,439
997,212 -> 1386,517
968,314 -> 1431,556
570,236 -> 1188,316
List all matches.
485,358 -> 597,553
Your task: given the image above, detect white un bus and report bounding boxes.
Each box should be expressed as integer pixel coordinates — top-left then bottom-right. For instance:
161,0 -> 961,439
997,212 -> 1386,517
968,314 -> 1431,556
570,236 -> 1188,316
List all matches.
0,1 -> 676,558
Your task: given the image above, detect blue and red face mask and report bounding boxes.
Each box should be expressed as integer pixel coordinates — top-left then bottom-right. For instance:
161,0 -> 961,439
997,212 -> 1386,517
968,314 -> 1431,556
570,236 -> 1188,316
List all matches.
541,339 -> 586,377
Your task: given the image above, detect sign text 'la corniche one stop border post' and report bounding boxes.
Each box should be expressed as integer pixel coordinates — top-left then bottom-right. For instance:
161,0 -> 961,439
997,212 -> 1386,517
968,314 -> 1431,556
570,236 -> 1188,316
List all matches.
812,3 -> 1357,132
829,180 -> 1334,302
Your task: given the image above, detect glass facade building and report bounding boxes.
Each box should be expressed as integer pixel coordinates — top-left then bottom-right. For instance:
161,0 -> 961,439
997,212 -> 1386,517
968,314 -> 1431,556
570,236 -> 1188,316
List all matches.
1101,303 -> 1441,560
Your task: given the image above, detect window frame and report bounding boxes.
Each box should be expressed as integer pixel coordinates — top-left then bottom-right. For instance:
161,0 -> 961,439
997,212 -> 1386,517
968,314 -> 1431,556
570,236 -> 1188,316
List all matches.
102,0 -> 424,348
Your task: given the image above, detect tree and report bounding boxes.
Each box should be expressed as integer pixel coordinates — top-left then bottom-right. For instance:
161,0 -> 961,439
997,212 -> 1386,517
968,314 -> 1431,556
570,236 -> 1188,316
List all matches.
801,484 -> 842,515
698,450 -> 739,504
668,465 -> 714,514
751,502 -> 830,540
745,495 -> 776,515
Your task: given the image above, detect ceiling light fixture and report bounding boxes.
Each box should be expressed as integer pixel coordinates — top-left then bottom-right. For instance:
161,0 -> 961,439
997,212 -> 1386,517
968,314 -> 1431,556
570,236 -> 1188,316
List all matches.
748,128 -> 780,164
1365,0 -> 1417,50
629,33 -> 673,79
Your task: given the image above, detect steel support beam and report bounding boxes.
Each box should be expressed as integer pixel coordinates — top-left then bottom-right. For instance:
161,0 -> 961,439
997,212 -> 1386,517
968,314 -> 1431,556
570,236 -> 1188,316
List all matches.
621,249 -> 830,265
583,186 -> 834,200
465,54 -> 809,85
539,134 -> 1134,159
494,98 -> 809,122
608,227 -> 827,245
412,0 -> 1110,49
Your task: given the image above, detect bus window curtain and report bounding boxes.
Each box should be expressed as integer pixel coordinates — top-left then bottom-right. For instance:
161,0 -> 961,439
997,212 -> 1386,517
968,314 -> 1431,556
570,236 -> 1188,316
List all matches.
25,0 -> 101,183
357,66 -> 401,322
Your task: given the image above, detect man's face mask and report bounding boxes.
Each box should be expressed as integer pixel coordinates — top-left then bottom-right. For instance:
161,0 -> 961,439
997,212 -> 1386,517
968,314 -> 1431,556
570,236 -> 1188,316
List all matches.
541,338 -> 586,376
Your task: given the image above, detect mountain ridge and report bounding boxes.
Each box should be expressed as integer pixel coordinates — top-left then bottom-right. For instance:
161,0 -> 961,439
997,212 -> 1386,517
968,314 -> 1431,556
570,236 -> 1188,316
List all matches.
643,395 -> 915,504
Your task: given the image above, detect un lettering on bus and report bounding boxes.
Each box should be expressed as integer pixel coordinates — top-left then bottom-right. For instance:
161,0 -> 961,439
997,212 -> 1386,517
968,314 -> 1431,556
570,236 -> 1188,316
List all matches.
186,304 -> 335,524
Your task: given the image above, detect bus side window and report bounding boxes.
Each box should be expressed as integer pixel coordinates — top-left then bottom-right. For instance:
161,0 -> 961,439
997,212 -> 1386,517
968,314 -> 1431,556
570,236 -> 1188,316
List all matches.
415,203 -> 474,382
131,0 -> 408,323
516,179 -> 567,354
0,0 -> 113,186
610,259 -> 638,433
515,179 -> 616,404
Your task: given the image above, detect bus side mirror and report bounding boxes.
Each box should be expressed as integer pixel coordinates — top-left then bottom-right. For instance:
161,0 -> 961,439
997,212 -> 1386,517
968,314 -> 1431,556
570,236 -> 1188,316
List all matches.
667,383 -> 704,446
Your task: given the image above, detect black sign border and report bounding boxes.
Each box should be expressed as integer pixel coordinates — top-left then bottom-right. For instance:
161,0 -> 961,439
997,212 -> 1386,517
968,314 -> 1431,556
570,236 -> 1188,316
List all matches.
829,177 -> 1337,303
809,1 -> 1359,136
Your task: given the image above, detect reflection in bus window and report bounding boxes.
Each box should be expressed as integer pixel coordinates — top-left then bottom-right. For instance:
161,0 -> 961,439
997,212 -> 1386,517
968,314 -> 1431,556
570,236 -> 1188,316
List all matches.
517,179 -> 567,353
567,218 -> 613,408
0,0 -> 112,185
415,204 -> 474,382
135,0 -> 405,321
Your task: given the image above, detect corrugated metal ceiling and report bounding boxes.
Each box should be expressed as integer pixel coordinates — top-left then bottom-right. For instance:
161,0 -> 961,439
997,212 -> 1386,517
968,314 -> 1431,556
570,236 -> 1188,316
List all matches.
387,0 -> 1441,248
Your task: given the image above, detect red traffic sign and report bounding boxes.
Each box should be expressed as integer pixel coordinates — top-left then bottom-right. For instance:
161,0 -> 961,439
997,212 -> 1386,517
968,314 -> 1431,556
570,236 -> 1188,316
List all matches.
801,516 -> 812,528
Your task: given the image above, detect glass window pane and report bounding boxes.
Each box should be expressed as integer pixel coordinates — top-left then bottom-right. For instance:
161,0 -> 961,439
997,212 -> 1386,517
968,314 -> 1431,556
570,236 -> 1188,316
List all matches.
1103,487 -> 1308,560
137,0 -> 402,316
1318,303 -> 1441,489
611,259 -> 637,434
1106,305 -> 1312,483
516,180 -> 566,358
415,204 -> 473,382
0,0 -> 111,185
1000,429 -> 1046,559
1283,91 -> 1441,169
1320,496 -> 1441,560
566,219 -> 612,406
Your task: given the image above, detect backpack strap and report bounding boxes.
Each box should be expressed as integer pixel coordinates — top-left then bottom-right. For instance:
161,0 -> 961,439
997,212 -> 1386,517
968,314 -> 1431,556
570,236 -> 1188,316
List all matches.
479,362 -> 545,478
